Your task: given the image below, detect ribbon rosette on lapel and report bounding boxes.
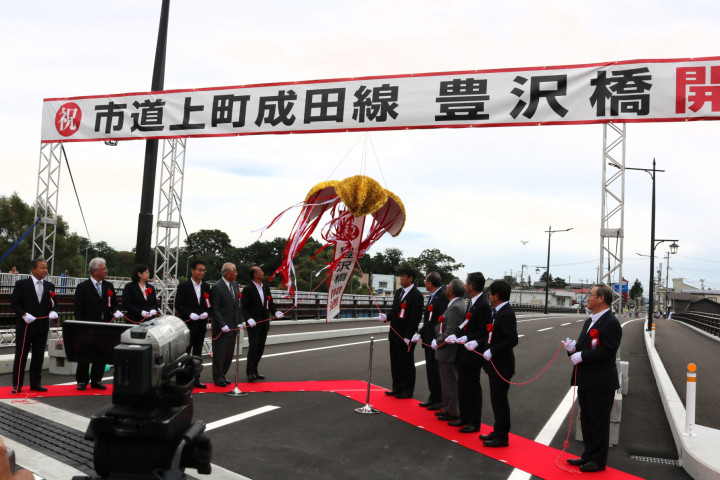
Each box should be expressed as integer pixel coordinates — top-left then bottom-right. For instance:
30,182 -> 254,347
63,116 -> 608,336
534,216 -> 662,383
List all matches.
399,302 -> 407,319
203,292 -> 211,308
487,323 -> 494,343
145,287 -> 153,296
239,292 -> 243,308
107,289 -> 113,308
427,304 -> 433,322
438,314 -> 444,334
589,328 -> 600,350
49,290 -> 55,308
459,312 -> 471,331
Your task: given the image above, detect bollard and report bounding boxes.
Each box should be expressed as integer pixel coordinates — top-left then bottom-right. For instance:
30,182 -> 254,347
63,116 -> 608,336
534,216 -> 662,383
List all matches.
355,337 -> 379,414
226,329 -> 248,397
651,322 -> 656,346
684,363 -> 697,436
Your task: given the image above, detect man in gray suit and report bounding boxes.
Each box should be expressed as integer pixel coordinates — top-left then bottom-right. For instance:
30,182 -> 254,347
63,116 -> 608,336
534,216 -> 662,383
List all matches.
433,278 -> 466,422
210,262 -> 243,387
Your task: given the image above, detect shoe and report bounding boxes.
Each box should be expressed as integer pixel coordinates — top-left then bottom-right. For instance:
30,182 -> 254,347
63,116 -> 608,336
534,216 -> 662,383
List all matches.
437,414 -> 459,421
77,383 -> 87,391
459,425 -> 480,433
566,458 -> 586,466
395,392 -> 412,399
579,461 -> 605,473
427,403 -> 442,411
434,411 -> 445,416
247,373 -> 258,382
479,432 -> 496,441
30,385 -> 48,392
194,380 -> 207,389
384,390 -> 397,396
483,438 -> 508,447
255,373 -> 266,380
11,387 -> 21,394
214,380 -> 228,387
448,420 -> 466,427
418,400 -> 432,407
90,382 -> 107,390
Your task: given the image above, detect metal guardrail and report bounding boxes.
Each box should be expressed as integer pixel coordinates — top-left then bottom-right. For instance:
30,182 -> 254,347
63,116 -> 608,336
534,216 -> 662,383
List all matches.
672,311 -> 720,337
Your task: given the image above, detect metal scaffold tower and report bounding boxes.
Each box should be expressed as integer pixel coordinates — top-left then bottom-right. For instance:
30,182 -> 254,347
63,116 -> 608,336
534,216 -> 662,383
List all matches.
599,123 -> 626,313
153,138 -> 187,314
32,143 -> 62,274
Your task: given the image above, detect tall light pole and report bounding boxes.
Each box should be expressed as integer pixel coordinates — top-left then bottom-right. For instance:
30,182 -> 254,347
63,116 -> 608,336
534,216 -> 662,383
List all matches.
543,225 -> 573,314
519,264 -> 527,304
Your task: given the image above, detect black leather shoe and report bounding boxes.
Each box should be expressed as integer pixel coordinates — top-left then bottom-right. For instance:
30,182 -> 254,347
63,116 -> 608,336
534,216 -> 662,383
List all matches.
194,380 -> 207,389
395,392 -> 412,399
30,385 -> 48,392
255,373 -> 266,380
427,403 -> 442,411
566,458 -> 586,466
448,420 -> 466,427
90,382 -> 107,390
434,411 -> 445,416
247,373 -> 258,382
77,383 -> 87,391
483,438 -> 508,447
384,390 -> 397,396
11,387 -> 21,394
438,414 -> 459,421
418,400 -> 432,407
479,432 -> 496,441
214,380 -> 228,387
579,461 -> 605,472
459,425 -> 480,433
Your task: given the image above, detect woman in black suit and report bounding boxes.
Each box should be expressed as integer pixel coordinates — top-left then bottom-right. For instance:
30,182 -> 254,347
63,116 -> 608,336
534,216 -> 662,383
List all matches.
122,264 -> 159,323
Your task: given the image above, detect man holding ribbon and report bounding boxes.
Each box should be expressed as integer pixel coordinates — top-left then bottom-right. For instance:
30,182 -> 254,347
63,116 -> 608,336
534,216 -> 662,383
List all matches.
414,271 -> 448,410
10,258 -> 57,393
73,257 -> 123,390
242,266 -> 282,382
562,284 -> 622,472
175,260 -> 212,388
379,265 -> 424,399
480,279 -> 518,447
211,262 -> 243,387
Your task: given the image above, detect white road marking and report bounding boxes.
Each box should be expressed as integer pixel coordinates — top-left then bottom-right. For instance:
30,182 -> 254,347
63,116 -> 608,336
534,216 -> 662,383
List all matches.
518,334 -> 525,338
415,360 -> 426,367
537,327 -> 553,332
561,323 -> 571,326
205,405 -> 280,431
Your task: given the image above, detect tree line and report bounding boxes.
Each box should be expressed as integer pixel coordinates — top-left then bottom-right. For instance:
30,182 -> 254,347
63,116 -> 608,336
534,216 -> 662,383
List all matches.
1,193 -> 465,291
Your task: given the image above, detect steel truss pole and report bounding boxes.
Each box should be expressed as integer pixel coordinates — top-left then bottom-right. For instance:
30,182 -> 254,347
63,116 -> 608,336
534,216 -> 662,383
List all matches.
599,123 -> 625,314
32,142 -> 62,274
153,138 -> 186,314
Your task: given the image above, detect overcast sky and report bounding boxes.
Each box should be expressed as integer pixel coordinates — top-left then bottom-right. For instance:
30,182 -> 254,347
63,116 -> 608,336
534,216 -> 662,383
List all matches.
1,1 -> 719,292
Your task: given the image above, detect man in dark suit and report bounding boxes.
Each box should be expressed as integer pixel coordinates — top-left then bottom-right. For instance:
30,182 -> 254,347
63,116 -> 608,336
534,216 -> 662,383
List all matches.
73,257 -> 123,390
175,260 -> 211,388
414,271 -> 448,410
210,262 -> 243,387
242,266 -> 283,382
563,284 -> 622,473
10,258 -> 57,393
445,272 -> 491,433
379,265 -> 424,399
478,280 -> 519,447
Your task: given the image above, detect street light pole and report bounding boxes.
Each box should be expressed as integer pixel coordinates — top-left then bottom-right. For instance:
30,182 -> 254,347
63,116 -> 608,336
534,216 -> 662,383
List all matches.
544,225 -> 573,314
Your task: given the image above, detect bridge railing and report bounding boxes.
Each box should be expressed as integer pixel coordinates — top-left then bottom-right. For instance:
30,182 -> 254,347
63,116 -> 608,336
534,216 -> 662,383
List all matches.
672,311 -> 720,338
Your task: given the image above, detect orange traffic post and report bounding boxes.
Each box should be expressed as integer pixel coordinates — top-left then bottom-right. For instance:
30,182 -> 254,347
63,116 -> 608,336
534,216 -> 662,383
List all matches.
684,363 -> 697,436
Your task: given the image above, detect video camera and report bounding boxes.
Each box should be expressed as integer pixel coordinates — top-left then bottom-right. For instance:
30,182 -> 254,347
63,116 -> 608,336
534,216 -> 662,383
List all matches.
63,316 -> 212,479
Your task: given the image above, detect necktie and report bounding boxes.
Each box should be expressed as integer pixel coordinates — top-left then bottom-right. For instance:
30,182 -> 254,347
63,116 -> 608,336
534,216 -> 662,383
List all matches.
228,283 -> 234,297
491,308 -> 497,321
96,282 -> 102,296
36,280 -> 43,303
466,300 -> 472,314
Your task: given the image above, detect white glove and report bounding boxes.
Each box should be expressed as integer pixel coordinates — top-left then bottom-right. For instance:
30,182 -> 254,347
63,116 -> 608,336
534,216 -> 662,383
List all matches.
445,334 -> 458,344
23,313 -> 36,324
247,318 -> 256,327
275,311 -> 284,319
457,335 -> 468,345
113,310 -> 123,319
570,352 -> 583,365
562,337 -> 577,353
411,333 -> 421,343
431,339 -> 438,350
48,311 -> 58,320
483,349 -> 492,360
189,313 -> 200,321
378,313 -> 387,322
199,312 -> 209,320
141,310 -> 150,318
464,340 -> 478,351
403,338 -> 410,345
221,325 -> 230,333
149,309 -> 157,316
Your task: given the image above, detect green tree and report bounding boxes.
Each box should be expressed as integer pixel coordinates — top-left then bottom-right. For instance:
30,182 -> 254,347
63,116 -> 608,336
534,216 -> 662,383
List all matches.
629,278 -> 644,305
408,248 -> 464,283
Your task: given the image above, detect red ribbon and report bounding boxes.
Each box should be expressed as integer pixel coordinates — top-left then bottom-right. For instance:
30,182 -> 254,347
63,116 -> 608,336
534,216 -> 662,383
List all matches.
145,287 -> 153,296
107,289 -> 113,308
266,294 -> 270,310
589,328 -> 599,350
427,304 -> 433,322
460,312 -> 471,331
204,291 -> 211,308
438,314 -> 444,334
400,302 -> 407,319
487,323 -> 494,343
49,290 -> 55,308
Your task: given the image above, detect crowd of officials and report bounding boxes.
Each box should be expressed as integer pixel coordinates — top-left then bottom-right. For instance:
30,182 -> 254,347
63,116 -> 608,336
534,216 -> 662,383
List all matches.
8,258 -> 621,474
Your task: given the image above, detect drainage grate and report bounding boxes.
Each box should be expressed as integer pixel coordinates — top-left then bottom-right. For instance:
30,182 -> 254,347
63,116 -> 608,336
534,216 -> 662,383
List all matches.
0,402 -> 96,476
630,455 -> 681,466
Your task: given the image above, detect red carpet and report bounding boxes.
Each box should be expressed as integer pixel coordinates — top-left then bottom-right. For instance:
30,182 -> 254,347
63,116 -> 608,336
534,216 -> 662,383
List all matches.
0,381 -> 642,480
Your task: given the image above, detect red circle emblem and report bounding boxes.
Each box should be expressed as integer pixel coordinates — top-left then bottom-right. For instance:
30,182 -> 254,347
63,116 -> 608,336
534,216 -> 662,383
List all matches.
55,102 -> 82,137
